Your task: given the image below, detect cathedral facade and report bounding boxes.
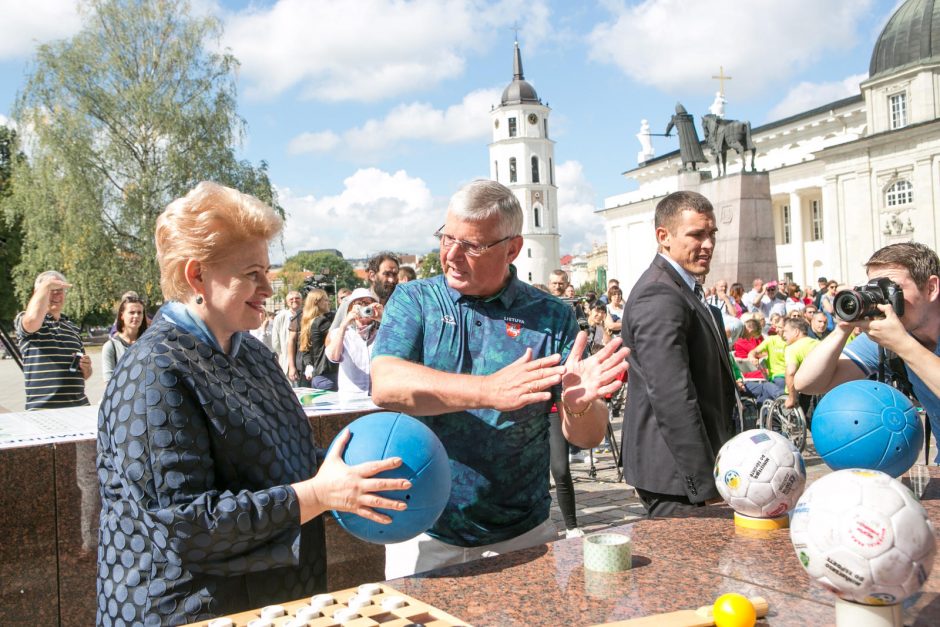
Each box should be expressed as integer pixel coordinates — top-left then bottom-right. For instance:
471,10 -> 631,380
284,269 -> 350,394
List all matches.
601,0 -> 940,292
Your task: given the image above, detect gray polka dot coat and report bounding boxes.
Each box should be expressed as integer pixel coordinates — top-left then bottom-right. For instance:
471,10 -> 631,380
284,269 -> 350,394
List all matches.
96,320 -> 326,626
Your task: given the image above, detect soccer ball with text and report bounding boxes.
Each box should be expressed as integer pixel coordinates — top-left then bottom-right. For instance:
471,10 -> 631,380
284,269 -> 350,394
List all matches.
790,469 -> 936,605
713,429 -> 806,518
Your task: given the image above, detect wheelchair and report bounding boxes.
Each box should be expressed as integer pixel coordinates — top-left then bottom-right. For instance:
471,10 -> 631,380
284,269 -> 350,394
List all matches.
759,394 -> 808,452
732,395 -> 762,435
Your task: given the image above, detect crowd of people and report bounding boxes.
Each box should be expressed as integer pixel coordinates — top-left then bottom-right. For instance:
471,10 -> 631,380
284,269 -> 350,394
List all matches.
11,178 -> 940,626
696,275 -> 859,411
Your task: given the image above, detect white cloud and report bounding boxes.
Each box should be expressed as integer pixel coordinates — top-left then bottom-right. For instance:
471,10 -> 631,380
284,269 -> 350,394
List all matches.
588,0 -> 874,97
223,0 -> 552,102
556,160 -> 604,255
287,131 -> 340,155
0,113 -> 11,128
0,0 -> 82,60
288,88 -> 501,159
766,73 -> 867,121
275,168 -> 442,261
275,162 -> 601,260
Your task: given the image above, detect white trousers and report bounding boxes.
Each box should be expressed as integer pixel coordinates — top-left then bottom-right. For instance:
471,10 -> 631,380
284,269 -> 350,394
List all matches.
384,518 -> 558,579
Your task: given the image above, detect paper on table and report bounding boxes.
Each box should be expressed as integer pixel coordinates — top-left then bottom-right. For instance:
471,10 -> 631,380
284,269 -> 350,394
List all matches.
296,389 -> 380,415
0,405 -> 98,449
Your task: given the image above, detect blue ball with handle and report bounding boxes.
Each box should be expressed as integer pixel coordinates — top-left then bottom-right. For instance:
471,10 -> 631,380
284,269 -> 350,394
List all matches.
811,380 -> 922,477
328,411 -> 451,544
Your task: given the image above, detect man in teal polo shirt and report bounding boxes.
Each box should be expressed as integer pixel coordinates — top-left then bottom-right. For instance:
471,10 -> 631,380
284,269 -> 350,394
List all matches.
372,179 -> 630,578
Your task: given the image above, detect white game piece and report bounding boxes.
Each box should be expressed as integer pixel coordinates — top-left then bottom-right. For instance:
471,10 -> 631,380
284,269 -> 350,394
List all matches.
246,619 -> 273,627
381,595 -> 407,610
310,593 -> 335,609
357,582 -> 382,597
207,619 -> 234,627
260,605 -> 286,619
332,607 -> 360,623
295,605 -> 321,621
284,620 -> 310,627
347,594 -> 372,610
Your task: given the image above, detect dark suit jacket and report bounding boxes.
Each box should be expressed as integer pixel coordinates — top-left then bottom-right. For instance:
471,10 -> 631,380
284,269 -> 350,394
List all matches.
620,255 -> 735,502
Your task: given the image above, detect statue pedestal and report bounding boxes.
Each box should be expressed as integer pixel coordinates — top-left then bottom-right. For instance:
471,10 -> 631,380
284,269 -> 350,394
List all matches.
677,170 -> 703,190
693,172 -> 777,286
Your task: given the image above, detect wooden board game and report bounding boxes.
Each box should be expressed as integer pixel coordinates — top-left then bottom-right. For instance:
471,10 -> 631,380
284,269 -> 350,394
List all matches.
181,583 -> 469,627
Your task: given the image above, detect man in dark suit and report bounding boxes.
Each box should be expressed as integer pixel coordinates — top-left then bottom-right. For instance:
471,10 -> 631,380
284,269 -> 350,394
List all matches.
621,191 -> 736,517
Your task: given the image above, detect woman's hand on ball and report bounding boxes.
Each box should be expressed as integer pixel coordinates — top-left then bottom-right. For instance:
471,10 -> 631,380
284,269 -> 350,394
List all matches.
297,429 -> 410,524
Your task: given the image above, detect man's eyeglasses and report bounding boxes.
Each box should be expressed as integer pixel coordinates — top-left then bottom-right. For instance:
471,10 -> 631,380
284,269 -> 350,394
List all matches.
434,226 -> 515,258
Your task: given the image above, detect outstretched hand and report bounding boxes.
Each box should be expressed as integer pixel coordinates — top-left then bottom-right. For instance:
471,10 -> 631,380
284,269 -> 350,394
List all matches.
483,348 -> 565,412
307,428 -> 411,524
561,332 -> 630,410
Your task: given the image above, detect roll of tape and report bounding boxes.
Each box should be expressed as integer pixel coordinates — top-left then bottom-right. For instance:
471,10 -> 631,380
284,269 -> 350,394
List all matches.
734,512 -> 789,530
583,532 -> 632,572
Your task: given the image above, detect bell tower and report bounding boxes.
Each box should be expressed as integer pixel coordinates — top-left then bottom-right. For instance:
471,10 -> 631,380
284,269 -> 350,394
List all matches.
489,41 -> 559,286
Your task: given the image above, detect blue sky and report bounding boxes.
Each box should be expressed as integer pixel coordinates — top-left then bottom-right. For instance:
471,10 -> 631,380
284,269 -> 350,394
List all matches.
0,0 -> 901,262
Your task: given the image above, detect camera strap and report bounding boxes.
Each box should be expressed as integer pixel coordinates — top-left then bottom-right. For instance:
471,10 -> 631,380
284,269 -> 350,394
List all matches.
879,345 -> 930,464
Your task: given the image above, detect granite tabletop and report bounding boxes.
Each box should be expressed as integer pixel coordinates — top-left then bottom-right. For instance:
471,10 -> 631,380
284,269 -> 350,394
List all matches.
379,465 -> 940,626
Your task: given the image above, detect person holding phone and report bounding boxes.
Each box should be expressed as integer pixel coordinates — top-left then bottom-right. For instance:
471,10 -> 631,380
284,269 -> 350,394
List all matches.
15,270 -> 92,410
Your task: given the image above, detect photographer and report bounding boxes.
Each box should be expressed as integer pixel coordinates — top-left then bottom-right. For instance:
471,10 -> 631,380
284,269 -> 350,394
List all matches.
794,243 -> 940,460
326,288 -> 382,394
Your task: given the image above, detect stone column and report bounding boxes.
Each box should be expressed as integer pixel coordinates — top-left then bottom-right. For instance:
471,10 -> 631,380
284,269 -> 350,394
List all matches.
821,176 -> 842,282
789,192 -> 806,284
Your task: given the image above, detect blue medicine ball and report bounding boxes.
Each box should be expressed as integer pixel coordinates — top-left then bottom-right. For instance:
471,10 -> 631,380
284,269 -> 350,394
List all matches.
812,380 -> 922,477
328,412 -> 451,544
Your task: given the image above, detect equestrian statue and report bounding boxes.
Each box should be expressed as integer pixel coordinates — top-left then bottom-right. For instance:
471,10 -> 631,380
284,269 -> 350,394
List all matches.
702,113 -> 756,176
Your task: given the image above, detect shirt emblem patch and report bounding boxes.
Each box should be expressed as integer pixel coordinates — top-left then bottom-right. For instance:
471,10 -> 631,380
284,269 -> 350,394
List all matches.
505,321 -> 522,337
442,315 -> 456,325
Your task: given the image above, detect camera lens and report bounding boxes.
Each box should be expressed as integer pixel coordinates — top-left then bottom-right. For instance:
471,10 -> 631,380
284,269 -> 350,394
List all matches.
833,291 -> 863,322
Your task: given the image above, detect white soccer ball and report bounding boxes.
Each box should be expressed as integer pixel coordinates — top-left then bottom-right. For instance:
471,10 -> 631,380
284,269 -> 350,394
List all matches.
713,429 -> 806,518
790,469 -> 936,605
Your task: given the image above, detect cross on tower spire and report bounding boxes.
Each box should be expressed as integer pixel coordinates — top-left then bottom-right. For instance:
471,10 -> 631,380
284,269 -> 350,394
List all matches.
711,65 -> 733,96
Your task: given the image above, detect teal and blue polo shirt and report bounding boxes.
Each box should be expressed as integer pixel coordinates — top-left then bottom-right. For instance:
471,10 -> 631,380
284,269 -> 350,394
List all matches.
373,267 -> 580,547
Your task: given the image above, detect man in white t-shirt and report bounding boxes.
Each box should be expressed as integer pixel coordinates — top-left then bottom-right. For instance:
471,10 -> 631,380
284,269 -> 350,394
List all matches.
744,278 -> 775,318
325,288 -> 381,394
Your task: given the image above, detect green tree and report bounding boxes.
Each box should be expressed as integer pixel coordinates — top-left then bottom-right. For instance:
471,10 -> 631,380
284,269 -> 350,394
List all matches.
0,126 -> 25,320
281,252 -> 360,296
5,0 -> 280,321
417,250 -> 442,279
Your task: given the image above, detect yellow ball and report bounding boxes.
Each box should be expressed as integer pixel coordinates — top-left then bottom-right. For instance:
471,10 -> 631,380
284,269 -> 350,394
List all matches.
712,593 -> 756,627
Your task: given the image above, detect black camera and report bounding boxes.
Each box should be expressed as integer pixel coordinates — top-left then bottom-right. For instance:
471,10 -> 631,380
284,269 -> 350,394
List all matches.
833,277 -> 904,322
300,274 -> 335,298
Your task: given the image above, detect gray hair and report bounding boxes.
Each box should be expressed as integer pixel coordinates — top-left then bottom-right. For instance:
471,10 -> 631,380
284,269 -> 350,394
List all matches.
446,179 -> 522,238
35,270 -> 66,289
